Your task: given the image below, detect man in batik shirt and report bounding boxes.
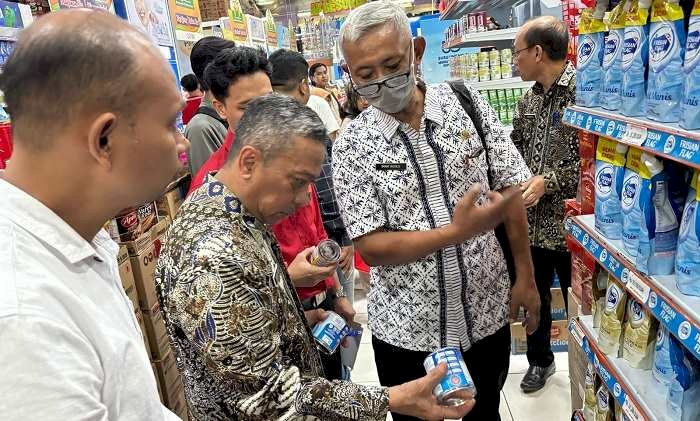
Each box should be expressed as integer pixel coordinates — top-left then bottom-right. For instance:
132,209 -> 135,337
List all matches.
511,16 -> 579,393
154,94 -> 475,420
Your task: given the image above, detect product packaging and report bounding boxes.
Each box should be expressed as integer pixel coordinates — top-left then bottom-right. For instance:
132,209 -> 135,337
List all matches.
594,386 -> 612,421
677,170 -> 700,295
621,0 -> 652,116
621,148 -> 646,257
592,270 -> 609,328
599,277 -> 628,356
595,138 -> 629,239
680,0 -> 700,129
622,298 -> 659,369
653,327 -> 700,421
603,0 -> 628,110
584,364 -> 599,421
637,156 -> 688,275
646,0 -> 686,122
577,7 -> 607,106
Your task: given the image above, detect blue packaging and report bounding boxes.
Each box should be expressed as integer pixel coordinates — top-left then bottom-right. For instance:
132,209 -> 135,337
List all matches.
577,8 -> 606,107
637,156 -> 687,274
603,0 -> 628,110
312,311 -> 350,354
595,138 -> 629,240
677,170 -> 700,296
647,0 -> 686,122
424,347 -> 476,405
621,148 -> 647,256
621,0 -> 651,116
680,1 -> 700,129
653,327 -> 700,421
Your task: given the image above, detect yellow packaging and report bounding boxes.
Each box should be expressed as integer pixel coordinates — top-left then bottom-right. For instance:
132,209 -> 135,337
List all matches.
594,386 -> 612,421
622,298 -> 659,369
607,0 -> 628,31
596,137 -> 628,166
599,277 -> 628,356
584,363 -> 599,421
592,270 -> 609,328
626,0 -> 651,28
580,7 -> 607,35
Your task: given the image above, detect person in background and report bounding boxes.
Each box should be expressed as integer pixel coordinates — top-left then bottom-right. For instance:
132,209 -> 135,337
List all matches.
333,3 -> 541,420
187,46 -> 272,194
268,48 -> 356,380
180,74 -> 203,125
511,16 -> 578,394
0,9 -> 188,419
309,62 -> 342,123
155,94 -> 476,421
184,37 -> 235,176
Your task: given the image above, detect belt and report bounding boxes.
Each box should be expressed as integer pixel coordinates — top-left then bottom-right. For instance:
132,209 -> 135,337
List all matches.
301,290 -> 327,310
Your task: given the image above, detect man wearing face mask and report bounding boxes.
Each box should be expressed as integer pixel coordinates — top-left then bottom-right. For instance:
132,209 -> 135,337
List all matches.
333,3 -> 541,420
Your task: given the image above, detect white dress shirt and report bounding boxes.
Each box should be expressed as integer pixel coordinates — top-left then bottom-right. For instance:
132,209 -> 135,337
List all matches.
308,95 -> 341,135
0,178 -> 178,420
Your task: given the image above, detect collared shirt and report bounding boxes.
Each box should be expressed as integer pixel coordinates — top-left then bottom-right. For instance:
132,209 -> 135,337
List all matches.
0,179 -> 175,420
333,83 -> 531,352
154,176 -> 388,420
511,62 -> 578,252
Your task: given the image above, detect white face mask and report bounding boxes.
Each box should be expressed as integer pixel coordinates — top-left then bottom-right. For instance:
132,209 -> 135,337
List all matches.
353,44 -> 417,114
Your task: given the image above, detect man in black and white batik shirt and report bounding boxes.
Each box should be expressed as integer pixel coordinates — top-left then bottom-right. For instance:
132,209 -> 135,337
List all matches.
333,3 -> 541,421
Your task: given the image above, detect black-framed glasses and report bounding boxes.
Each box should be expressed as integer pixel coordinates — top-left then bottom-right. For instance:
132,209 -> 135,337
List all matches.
513,45 -> 535,59
353,71 -> 411,97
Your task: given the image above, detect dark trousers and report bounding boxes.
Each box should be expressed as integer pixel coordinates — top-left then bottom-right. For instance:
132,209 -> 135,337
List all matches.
526,246 -> 571,368
303,295 -> 342,380
372,325 -> 511,421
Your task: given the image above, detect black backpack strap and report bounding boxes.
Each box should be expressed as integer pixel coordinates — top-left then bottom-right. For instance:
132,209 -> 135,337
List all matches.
195,105 -> 229,130
447,80 -> 493,188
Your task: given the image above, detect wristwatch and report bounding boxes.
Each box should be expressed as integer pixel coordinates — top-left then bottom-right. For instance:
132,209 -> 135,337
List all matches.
330,285 -> 347,301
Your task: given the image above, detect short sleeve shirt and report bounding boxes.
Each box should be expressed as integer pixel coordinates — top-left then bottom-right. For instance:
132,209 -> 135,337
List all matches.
332,83 -> 531,351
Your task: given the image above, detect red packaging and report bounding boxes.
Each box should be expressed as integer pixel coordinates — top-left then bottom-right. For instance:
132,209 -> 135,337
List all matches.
565,198 -> 581,217
116,208 -> 140,242
0,122 -> 12,170
566,235 -> 596,314
467,13 -> 477,33
578,131 -> 597,214
476,12 -> 486,32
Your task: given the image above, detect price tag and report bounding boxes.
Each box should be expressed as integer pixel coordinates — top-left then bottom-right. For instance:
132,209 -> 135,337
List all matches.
569,321 -> 585,347
622,398 -> 644,421
626,271 -> 651,303
622,124 -> 647,146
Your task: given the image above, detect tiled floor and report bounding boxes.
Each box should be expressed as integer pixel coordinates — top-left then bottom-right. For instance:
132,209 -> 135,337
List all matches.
351,288 -> 572,421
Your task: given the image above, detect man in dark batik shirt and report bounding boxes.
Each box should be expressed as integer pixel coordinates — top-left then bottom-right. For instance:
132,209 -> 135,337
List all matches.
511,16 -> 579,393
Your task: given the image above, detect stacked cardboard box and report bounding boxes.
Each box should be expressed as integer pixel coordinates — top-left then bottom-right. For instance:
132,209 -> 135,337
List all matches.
511,287 -> 570,355
116,178 -> 188,418
568,288 -> 588,412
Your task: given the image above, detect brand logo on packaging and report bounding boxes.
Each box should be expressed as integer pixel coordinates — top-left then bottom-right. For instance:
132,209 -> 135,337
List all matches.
119,213 -> 138,228
606,284 -> 621,309
603,32 -> 621,67
678,321 -> 691,340
680,202 -> 696,238
685,26 -> 700,67
649,25 -> 675,68
596,166 -> 614,194
597,389 -> 609,409
622,175 -> 640,208
630,300 -> 644,323
578,36 -> 596,66
622,30 -> 641,69
656,328 -> 665,347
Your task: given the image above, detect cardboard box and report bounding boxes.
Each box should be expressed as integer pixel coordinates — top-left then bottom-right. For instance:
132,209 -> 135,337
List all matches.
157,188 -> 184,221
152,362 -> 163,403
516,288 -> 567,321
142,302 -> 172,360
135,310 -> 152,356
118,245 -> 139,311
124,218 -> 169,311
154,350 -> 184,408
568,288 -> 588,411
167,385 -> 188,417
511,319 -> 569,355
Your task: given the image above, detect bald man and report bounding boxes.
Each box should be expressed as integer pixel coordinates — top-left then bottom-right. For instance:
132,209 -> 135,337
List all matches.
511,16 -> 578,393
0,10 -> 188,419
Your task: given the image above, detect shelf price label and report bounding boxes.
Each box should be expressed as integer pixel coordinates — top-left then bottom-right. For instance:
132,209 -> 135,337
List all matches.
622,398 -> 644,421
622,124 -> 647,146
569,320 -> 585,347
622,269 -> 651,304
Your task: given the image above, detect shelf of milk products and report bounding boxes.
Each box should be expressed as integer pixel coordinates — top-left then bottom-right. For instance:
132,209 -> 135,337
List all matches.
463,76 -> 533,91
440,0 -> 519,20
565,214 -> 700,361
442,26 -> 520,47
562,106 -> 700,171
569,316 -> 672,421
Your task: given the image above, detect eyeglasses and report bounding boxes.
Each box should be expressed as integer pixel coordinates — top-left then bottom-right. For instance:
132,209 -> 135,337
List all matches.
513,45 -> 535,59
353,71 -> 411,97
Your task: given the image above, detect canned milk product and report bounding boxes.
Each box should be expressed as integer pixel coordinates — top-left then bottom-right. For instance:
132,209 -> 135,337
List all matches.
488,49 -> 501,67
466,52 -> 478,68
309,239 -> 341,266
467,66 -> 479,82
424,347 -> 476,406
476,12 -> 487,32
501,63 -> 513,78
490,65 -> 502,80
312,311 -> 347,354
478,51 -> 490,69
478,67 -> 490,82
500,48 -> 512,65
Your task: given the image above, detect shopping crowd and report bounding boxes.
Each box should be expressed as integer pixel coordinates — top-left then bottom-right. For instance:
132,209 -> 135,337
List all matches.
0,3 -> 577,421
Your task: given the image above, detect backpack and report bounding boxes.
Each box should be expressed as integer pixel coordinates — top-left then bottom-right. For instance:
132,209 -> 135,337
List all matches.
194,105 -> 229,130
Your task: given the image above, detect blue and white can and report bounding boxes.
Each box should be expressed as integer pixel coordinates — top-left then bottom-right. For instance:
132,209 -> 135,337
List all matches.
312,311 -> 347,354
423,347 -> 477,406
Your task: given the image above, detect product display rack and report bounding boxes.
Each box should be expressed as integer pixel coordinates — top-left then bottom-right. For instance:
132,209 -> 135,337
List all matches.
463,76 -> 532,90
440,0 -> 514,20
569,316 -> 671,421
442,26 -> 519,49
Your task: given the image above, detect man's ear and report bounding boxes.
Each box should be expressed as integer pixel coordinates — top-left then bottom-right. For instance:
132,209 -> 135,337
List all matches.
212,99 -> 227,120
236,145 -> 261,180
413,36 -> 427,66
86,113 -> 118,169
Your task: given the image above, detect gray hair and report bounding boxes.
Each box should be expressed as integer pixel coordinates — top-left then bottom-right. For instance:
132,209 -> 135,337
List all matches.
230,94 -> 329,161
339,1 -> 411,49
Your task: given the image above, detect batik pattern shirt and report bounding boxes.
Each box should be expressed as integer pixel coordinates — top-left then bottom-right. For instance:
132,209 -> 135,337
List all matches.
511,62 -> 578,252
154,175 -> 388,420
333,83 -> 531,352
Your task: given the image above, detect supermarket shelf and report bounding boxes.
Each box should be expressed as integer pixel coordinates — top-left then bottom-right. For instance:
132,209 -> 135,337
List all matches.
0,27 -> 20,42
566,214 -> 700,361
442,27 -> 520,48
462,76 -> 533,91
569,316 -> 672,421
563,106 -> 700,170
440,0 -> 518,20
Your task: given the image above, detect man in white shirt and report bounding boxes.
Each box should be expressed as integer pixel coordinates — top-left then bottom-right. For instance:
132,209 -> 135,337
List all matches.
0,10 -> 188,420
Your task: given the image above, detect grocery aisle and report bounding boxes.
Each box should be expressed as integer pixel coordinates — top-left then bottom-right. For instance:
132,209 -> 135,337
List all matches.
351,288 -> 572,421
